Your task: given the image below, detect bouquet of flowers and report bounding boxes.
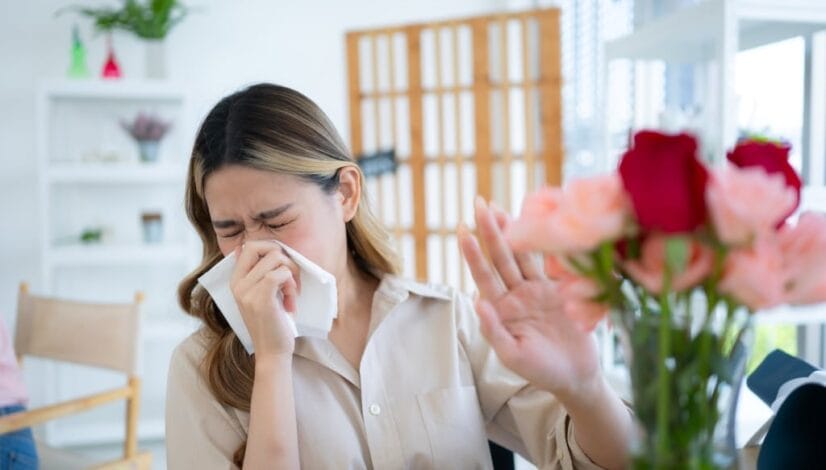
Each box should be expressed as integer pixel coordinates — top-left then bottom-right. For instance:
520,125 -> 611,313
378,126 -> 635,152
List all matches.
506,130 -> 826,468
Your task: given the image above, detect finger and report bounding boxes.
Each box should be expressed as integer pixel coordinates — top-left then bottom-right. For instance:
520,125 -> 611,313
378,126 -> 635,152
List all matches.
246,249 -> 299,288
232,240 -> 283,284
475,197 -> 523,289
458,223 -> 506,299
490,203 -> 545,280
262,266 -> 298,313
475,299 -> 518,363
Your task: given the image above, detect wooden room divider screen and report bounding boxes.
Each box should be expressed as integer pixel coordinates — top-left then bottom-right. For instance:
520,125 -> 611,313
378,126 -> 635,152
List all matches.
346,8 -> 563,290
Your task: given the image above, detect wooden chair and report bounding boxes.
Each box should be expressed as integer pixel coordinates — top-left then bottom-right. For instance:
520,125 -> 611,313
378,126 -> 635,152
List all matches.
0,283 -> 151,470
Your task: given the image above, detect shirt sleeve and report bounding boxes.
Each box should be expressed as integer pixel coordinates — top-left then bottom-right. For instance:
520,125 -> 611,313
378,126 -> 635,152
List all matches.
165,332 -> 246,470
453,293 -> 605,470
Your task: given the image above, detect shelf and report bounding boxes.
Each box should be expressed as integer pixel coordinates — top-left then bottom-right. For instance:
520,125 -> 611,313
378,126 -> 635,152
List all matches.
47,244 -> 190,267
39,79 -> 187,101
605,0 -> 826,62
755,304 -> 826,325
47,163 -> 187,184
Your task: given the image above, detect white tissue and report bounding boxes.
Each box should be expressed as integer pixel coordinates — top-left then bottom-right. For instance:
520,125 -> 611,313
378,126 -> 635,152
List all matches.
197,241 -> 338,354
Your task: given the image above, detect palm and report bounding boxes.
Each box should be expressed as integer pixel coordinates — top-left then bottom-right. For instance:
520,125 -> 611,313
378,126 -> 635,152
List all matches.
459,198 -> 601,397
483,279 -> 600,393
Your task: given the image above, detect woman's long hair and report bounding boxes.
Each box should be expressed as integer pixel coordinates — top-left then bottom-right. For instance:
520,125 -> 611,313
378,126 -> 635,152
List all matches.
178,83 -> 400,466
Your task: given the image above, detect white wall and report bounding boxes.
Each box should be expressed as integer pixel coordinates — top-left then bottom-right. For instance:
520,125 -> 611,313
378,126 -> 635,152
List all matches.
0,0 -> 515,327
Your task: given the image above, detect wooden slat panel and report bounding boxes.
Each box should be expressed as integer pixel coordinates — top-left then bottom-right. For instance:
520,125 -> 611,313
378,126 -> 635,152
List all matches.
347,9 -> 559,37
522,17 -> 537,191
499,17 -> 512,211
452,25 -> 467,291
347,8 -> 563,288
537,9 -> 563,186
387,33 -> 403,250
360,81 -> 554,98
434,27 -> 448,283
471,19 -> 493,200
370,34 -> 385,219
346,33 -> 364,157
406,26 -> 428,280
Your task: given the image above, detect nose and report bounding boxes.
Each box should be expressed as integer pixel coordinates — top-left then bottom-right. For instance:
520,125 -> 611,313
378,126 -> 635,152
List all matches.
241,224 -> 276,244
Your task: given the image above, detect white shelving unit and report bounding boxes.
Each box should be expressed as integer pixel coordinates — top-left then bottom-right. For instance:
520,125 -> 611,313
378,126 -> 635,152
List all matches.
35,79 -> 201,447
598,0 -> 826,375
601,0 -> 826,167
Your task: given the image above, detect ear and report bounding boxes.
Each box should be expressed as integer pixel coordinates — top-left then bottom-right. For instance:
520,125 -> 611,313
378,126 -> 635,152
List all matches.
336,166 -> 361,223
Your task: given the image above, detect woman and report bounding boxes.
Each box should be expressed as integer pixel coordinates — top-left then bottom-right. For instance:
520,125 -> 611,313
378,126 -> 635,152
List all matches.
0,316 -> 38,470
166,83 -> 631,469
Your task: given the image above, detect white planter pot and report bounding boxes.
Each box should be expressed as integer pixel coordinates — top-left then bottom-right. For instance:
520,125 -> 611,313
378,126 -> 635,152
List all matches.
145,40 -> 167,79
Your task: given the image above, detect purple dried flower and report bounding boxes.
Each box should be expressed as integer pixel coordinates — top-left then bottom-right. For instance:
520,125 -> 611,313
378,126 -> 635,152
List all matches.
121,112 -> 172,141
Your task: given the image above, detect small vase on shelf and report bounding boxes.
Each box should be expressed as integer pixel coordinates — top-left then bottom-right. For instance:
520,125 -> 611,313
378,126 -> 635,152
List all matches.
120,113 -> 172,164
101,34 -> 122,79
67,25 -> 91,79
137,140 -> 161,163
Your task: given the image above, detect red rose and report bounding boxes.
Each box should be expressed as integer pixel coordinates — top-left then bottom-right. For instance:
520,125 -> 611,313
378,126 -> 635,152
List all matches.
727,139 -> 802,219
619,130 -> 709,233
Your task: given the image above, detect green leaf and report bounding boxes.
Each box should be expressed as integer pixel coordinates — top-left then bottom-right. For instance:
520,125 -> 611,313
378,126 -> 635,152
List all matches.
665,236 -> 689,277
58,0 -> 188,39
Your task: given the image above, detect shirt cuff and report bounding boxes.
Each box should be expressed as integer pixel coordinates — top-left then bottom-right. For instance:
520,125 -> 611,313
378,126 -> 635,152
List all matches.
548,414 -> 605,470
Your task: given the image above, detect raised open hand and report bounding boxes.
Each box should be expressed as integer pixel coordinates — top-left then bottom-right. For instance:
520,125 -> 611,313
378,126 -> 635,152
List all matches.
458,197 -> 602,399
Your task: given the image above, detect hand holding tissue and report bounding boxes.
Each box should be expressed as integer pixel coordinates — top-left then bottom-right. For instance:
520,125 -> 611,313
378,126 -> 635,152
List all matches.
198,241 -> 338,354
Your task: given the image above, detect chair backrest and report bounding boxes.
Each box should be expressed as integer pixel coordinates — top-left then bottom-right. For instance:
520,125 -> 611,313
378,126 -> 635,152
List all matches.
14,283 -> 143,375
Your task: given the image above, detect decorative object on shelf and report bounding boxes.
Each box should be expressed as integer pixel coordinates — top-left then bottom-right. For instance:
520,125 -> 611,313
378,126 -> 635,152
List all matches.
60,0 -> 189,79
140,211 -> 163,243
120,113 -> 171,162
80,227 -> 104,244
67,25 -> 91,78
507,131 -> 826,469
101,34 -> 122,79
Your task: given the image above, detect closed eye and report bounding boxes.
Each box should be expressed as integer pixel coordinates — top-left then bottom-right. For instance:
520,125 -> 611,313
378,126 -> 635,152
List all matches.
266,217 -> 295,231
217,230 -> 242,239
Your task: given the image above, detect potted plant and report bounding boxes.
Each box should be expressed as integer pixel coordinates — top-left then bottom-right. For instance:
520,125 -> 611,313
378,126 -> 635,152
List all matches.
121,113 -> 172,162
61,0 -> 188,78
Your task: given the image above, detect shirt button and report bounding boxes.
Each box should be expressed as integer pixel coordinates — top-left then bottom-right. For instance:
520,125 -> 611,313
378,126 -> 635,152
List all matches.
368,403 -> 381,416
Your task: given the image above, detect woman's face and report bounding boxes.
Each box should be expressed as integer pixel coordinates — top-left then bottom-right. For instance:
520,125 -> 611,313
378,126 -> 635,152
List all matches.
203,164 -> 356,275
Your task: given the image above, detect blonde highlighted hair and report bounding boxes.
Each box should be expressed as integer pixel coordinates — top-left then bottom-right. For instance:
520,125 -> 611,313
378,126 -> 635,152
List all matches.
178,83 -> 400,465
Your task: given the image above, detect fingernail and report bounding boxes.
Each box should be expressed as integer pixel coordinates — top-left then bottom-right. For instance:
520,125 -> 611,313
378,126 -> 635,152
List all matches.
489,200 -> 503,213
474,195 -> 486,209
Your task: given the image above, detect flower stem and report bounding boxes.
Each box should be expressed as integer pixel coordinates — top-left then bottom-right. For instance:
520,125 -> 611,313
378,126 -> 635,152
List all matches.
656,277 -> 673,465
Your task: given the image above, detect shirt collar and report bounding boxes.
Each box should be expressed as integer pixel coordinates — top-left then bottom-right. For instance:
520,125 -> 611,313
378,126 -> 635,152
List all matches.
375,274 -> 454,303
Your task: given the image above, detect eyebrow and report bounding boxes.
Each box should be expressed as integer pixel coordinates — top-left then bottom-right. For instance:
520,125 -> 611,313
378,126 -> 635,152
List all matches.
211,204 -> 293,229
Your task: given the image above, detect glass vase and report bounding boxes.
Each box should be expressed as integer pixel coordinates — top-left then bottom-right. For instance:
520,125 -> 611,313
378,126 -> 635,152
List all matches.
612,297 -> 754,469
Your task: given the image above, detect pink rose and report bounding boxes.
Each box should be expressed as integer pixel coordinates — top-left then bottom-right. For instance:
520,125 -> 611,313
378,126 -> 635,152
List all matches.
727,139 -> 801,222
508,174 -> 631,254
706,166 -> 797,245
719,238 -> 786,311
779,212 -> 826,305
545,255 -> 609,331
622,234 -> 714,294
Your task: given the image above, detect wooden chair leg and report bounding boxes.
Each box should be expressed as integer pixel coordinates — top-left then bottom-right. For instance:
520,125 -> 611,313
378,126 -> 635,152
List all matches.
124,376 -> 141,459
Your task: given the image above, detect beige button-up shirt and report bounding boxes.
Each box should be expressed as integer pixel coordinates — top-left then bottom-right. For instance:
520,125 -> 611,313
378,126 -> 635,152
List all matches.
166,275 -> 603,469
